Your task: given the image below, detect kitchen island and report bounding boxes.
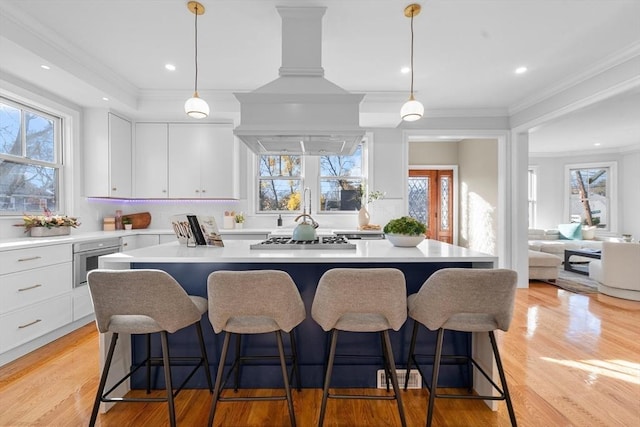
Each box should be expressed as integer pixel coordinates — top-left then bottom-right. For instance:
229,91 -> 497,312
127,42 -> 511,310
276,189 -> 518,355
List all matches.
98,239 -> 501,409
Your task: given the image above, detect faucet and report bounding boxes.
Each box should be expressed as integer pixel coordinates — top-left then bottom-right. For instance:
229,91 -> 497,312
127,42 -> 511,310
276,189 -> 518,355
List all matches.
294,187 -> 319,229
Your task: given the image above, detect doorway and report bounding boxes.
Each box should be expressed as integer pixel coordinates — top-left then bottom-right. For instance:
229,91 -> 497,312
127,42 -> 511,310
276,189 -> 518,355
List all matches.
408,169 -> 453,244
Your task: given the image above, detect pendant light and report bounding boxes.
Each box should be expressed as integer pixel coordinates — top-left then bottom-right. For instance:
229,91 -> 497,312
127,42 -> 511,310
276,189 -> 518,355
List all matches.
400,3 -> 424,122
184,1 -> 209,119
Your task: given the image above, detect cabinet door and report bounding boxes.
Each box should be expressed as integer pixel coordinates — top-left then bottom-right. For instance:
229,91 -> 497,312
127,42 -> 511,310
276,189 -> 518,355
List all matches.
108,113 -> 132,197
168,124 -> 204,198
200,125 -> 238,199
135,123 -> 168,198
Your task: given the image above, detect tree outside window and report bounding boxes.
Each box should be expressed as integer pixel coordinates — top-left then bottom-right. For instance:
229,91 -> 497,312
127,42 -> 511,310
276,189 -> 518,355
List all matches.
319,144 -> 363,211
569,166 -> 609,229
0,99 -> 61,214
257,155 -> 302,211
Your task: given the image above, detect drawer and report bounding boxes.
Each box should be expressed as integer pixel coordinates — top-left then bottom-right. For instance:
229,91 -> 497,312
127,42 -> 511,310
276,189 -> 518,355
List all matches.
0,294 -> 73,353
0,244 -> 72,275
0,263 -> 72,314
73,286 -> 94,320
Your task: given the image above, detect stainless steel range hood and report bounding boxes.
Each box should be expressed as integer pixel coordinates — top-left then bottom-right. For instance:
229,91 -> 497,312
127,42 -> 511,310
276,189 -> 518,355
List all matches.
234,7 -> 365,156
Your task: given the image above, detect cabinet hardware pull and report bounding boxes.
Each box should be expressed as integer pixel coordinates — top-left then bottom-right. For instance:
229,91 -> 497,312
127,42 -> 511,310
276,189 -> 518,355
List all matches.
18,284 -> 42,292
18,256 -> 42,262
112,187 -> 117,191
18,319 -> 42,329
123,243 -> 128,246
201,189 -> 206,193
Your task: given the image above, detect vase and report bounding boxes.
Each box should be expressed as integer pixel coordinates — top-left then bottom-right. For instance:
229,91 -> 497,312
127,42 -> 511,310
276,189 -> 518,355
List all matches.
30,226 -> 70,237
358,207 -> 370,228
235,222 -> 244,229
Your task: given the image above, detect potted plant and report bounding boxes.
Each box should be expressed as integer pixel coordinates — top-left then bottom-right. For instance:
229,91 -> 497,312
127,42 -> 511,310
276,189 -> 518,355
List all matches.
122,217 -> 133,230
234,212 -> 245,229
17,208 -> 80,237
383,216 -> 426,247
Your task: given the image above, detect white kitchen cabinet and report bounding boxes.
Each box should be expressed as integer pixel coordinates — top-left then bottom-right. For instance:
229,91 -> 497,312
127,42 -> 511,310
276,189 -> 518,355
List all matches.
0,244 -> 74,356
135,123 -> 168,198
168,123 -> 238,199
84,109 -> 132,198
121,234 -> 160,251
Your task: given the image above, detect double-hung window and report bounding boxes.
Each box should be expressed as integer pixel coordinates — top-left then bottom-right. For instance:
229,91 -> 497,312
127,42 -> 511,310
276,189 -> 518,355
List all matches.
257,155 -> 303,211
0,98 -> 62,214
565,162 -> 615,231
319,144 -> 363,211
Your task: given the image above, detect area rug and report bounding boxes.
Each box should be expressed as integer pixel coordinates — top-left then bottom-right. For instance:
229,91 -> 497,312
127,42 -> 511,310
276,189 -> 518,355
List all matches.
543,269 -> 599,294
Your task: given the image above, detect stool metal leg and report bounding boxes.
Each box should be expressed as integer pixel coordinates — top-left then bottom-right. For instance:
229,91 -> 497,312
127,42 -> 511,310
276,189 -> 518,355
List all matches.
233,333 -> 242,392
318,329 -> 339,427
290,330 -> 302,391
208,331 -> 231,427
404,320 -> 419,390
489,331 -> 518,427
195,322 -> 214,393
380,333 -> 391,391
382,330 -> 407,427
145,333 -> 152,393
89,332 -> 119,427
427,328 -> 445,427
160,331 -> 176,427
276,330 -> 297,427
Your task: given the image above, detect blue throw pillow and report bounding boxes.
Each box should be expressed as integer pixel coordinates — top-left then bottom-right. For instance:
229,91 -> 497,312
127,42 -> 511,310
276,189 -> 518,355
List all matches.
557,223 -> 582,240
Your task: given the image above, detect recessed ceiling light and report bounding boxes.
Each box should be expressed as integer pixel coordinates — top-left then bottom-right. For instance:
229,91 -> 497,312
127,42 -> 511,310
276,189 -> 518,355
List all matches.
165,64 -> 176,71
594,142 -> 601,146
102,97 -> 109,101
515,66 -> 528,74
40,65 -> 50,70
400,66 -> 411,74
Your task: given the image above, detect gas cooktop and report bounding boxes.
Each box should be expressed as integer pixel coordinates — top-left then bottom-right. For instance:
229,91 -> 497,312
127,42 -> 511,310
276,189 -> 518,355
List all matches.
250,235 -> 356,250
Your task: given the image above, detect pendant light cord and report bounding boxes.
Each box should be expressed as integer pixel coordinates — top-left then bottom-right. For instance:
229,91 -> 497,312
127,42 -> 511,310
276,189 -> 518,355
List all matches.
193,4 -> 199,94
410,11 -> 415,97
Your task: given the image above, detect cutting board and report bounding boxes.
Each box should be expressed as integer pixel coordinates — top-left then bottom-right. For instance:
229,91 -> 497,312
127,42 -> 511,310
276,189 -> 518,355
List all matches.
122,212 -> 151,229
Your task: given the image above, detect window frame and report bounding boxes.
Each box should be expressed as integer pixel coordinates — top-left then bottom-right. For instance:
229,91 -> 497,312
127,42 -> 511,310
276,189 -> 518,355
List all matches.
527,166 -> 538,229
563,161 -> 617,232
255,154 -> 305,213
0,96 -> 64,216
318,143 -> 366,213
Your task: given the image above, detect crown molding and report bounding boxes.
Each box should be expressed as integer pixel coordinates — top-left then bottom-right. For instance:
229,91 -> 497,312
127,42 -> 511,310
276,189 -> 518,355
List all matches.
530,143 -> 640,158
509,40 -> 640,115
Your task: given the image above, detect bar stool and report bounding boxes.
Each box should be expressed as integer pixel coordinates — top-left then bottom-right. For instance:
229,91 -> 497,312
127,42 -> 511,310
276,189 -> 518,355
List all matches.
404,268 -> 518,427
311,268 -> 407,427
207,270 -> 306,427
87,269 -> 213,427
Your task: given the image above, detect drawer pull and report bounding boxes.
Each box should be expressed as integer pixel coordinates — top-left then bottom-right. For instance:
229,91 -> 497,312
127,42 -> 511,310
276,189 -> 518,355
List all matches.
18,319 -> 42,329
18,284 -> 43,292
18,256 -> 42,262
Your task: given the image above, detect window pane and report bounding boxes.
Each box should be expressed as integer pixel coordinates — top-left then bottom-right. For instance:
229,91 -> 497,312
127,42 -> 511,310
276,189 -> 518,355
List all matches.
259,179 -> 302,211
320,178 -> 362,211
259,155 -> 301,176
25,111 -> 55,162
0,103 -> 22,156
0,159 -> 59,213
408,177 -> 428,224
569,167 -> 608,228
320,145 -> 362,177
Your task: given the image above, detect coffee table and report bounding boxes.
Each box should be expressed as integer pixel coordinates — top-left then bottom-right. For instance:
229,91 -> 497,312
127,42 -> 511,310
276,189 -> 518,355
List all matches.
564,249 -> 601,276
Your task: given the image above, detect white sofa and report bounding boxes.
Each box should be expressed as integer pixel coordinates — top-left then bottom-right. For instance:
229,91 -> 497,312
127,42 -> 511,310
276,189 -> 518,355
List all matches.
528,228 -> 603,257
589,242 -> 640,301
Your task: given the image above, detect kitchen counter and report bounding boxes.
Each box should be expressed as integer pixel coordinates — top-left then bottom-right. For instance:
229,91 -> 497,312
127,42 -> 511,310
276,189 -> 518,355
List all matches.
96,239 -> 500,412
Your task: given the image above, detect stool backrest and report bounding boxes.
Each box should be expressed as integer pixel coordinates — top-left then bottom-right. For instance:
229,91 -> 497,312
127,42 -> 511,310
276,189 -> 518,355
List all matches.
312,268 -> 407,331
410,268 -> 517,331
87,269 -> 202,333
207,270 -> 306,334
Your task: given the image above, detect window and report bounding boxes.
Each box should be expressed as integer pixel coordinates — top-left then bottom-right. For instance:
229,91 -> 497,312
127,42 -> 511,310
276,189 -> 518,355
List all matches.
319,144 -> 363,212
0,98 -> 62,214
566,162 -> 615,231
257,155 -> 302,211
528,167 -> 537,229
256,141 -> 369,214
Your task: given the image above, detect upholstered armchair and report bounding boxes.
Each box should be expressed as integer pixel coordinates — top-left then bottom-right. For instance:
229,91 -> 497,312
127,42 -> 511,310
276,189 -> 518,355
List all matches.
589,242 -> 640,301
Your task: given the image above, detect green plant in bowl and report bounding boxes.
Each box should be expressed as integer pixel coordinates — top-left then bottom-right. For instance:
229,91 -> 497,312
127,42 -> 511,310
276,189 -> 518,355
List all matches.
383,216 -> 426,247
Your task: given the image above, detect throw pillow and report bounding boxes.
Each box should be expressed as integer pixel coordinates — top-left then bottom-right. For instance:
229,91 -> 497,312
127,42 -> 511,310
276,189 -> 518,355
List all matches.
558,223 -> 582,240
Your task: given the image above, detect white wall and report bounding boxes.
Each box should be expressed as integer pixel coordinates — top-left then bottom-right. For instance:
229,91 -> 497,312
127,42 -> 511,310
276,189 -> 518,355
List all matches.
529,150 -> 637,237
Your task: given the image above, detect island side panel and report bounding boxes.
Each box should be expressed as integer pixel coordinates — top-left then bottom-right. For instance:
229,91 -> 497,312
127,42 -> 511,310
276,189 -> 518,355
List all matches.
130,261 -> 473,389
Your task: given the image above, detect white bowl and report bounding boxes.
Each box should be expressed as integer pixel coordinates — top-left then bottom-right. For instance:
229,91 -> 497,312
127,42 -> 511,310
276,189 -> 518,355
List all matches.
385,234 -> 425,247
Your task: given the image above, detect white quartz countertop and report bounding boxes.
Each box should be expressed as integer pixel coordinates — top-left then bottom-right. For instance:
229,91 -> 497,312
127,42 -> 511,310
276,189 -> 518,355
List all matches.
100,239 -> 496,265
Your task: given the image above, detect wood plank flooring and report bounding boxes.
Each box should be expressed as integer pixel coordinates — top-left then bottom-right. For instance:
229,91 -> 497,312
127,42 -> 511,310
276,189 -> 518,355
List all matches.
1,281 -> 639,426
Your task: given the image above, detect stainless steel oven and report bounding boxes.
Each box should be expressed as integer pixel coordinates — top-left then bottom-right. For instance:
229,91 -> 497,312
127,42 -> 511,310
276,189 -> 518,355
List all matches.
73,237 -> 121,288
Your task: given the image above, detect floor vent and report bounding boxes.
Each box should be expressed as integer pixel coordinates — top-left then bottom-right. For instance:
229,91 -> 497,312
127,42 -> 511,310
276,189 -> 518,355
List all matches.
376,369 -> 422,389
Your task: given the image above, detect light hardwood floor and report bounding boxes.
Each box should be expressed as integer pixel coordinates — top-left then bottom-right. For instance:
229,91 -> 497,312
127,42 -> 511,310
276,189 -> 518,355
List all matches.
1,281 -> 639,426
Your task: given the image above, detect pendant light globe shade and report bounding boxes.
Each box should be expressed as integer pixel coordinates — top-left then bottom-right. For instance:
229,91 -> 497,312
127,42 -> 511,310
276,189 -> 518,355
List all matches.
401,97 -> 424,121
185,93 -> 210,119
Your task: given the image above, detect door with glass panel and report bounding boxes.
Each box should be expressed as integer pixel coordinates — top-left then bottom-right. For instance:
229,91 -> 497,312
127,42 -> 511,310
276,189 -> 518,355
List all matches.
408,169 -> 453,243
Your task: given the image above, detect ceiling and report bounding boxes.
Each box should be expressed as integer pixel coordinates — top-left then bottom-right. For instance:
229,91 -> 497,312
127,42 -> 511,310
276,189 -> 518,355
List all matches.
1,0 -> 639,154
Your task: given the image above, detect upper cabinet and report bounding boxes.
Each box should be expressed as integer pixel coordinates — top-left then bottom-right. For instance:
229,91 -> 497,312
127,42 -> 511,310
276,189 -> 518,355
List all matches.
134,123 -> 169,198
84,109 -> 132,198
167,123 -> 238,199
